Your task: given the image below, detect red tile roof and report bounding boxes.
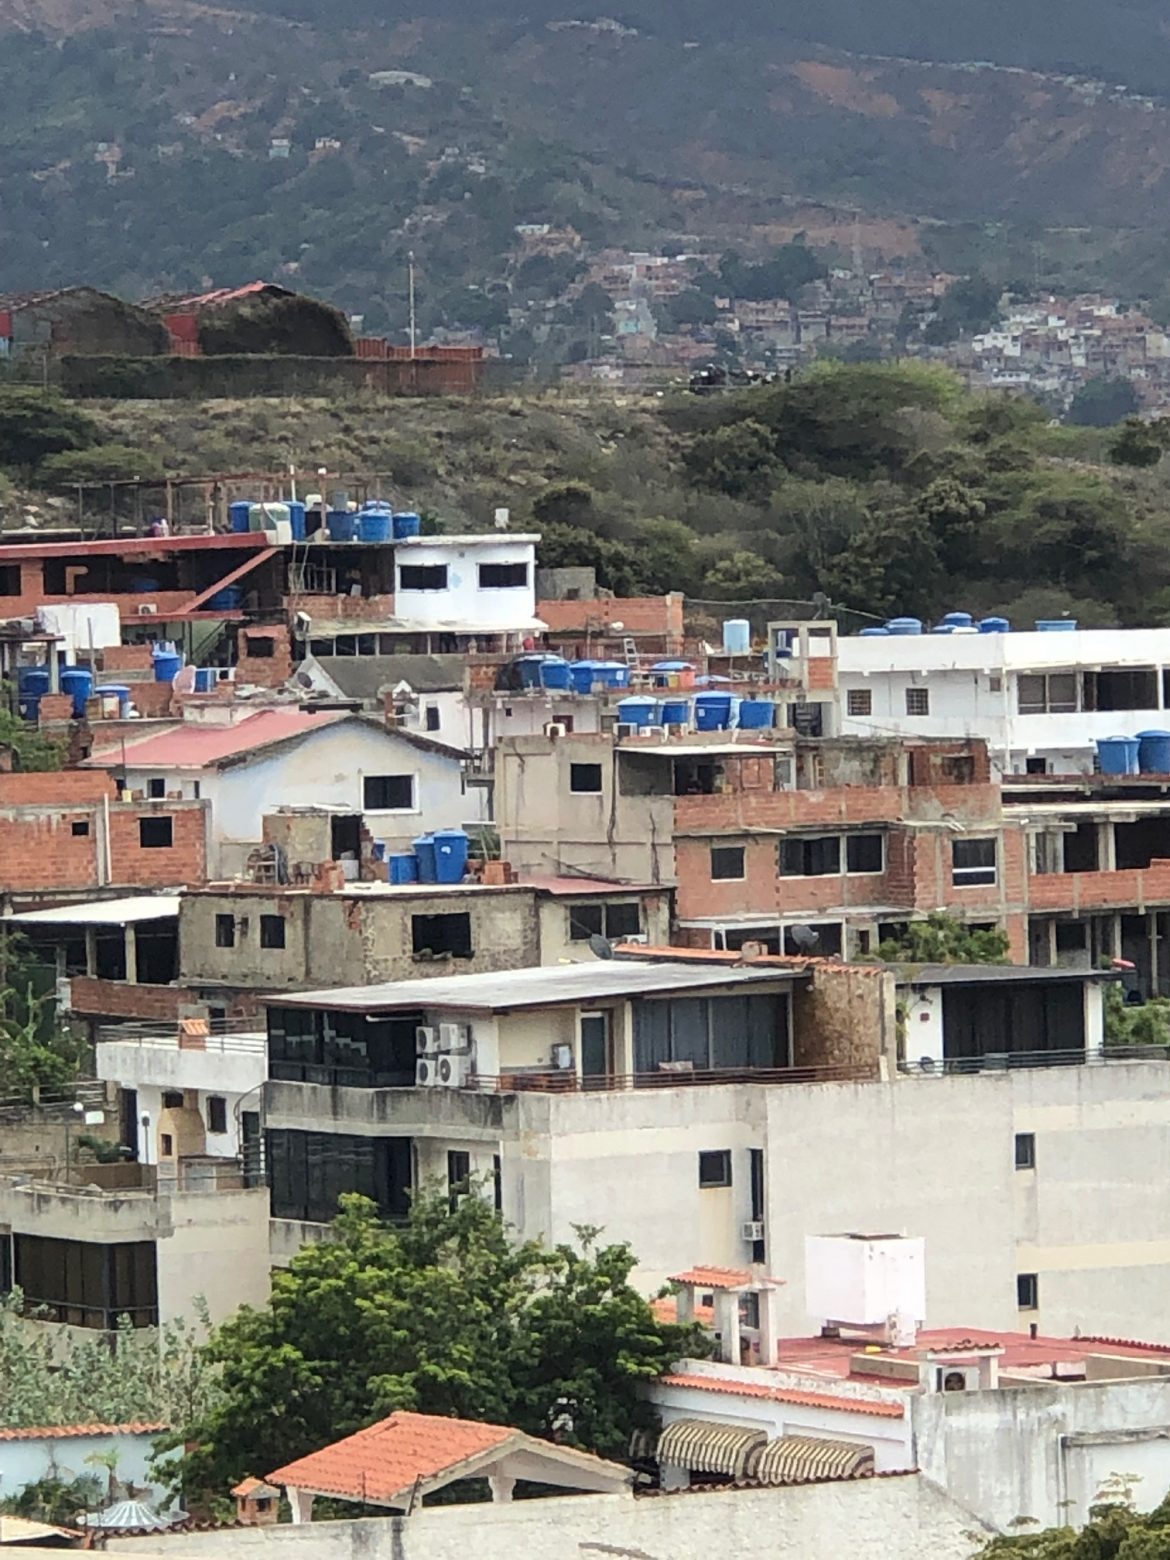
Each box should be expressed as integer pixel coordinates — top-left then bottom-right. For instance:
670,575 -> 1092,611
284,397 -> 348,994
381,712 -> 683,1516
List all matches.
231,1478 -> 279,1498
772,1327 -> 1170,1381
268,1412 -> 516,1503
659,1374 -> 905,1419
85,709 -> 349,771
670,1266 -> 785,1290
0,1422 -> 166,1440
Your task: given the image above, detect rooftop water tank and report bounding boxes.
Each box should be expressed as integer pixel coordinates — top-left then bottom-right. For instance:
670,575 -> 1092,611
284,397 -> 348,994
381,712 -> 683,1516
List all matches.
737,699 -> 775,729
392,511 -> 422,540
287,500 -> 307,541
413,835 -> 437,884
722,619 -> 751,655
152,647 -> 183,684
433,828 -> 471,885
358,507 -> 393,543
328,510 -> 357,542
885,617 -> 923,636
1098,736 -> 1140,776
570,660 -> 597,694
979,617 -> 1010,634
59,667 -> 93,718
617,695 -> 660,729
229,500 -> 254,534
660,696 -> 691,726
1138,730 -> 1170,774
694,691 -> 733,731
941,611 -> 973,628
858,627 -> 890,637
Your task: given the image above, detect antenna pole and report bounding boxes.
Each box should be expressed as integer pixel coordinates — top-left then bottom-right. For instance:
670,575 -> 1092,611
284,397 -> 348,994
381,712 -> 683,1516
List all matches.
408,252 -> 417,361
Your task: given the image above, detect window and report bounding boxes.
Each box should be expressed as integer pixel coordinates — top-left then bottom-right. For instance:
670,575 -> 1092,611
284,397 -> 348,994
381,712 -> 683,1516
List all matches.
846,834 -> 884,874
138,817 -> 173,849
267,1006 -> 422,1088
905,687 -> 930,717
634,993 -> 788,1074
215,914 -> 235,949
363,774 -> 414,810
1018,673 -> 1078,715
1017,1273 -> 1039,1310
569,903 -> 641,941
0,564 -> 19,595
398,564 -> 448,591
260,915 -> 286,949
952,837 -> 997,887
412,912 -> 473,959
698,1150 -> 732,1188
710,845 -> 746,881
244,635 -> 275,658
266,1129 -> 412,1223
147,778 -> 166,799
478,562 -> 528,589
847,689 -> 872,717
160,1134 -> 174,1157
1015,1132 -> 1036,1170
447,1149 -> 471,1200
493,1153 -> 503,1213
780,835 -> 841,877
570,763 -> 603,794
206,1096 -> 228,1135
10,1235 -> 158,1329
604,901 -> 641,940
425,704 -> 441,732
162,1090 -> 184,1109
71,820 -> 89,837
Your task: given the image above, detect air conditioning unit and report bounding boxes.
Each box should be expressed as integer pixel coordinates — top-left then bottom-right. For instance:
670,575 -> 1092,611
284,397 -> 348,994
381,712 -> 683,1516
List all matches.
741,1220 -> 765,1242
416,1025 -> 439,1057
438,1020 -> 468,1053
137,603 -> 158,615
616,723 -> 637,737
436,1053 -> 471,1087
546,722 -> 567,738
551,1042 -> 574,1070
415,1056 -> 439,1086
622,933 -> 648,945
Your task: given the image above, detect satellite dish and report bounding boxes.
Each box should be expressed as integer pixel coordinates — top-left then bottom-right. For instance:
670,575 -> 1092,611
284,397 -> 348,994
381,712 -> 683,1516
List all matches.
589,933 -> 615,960
787,924 -> 820,954
172,664 -> 197,695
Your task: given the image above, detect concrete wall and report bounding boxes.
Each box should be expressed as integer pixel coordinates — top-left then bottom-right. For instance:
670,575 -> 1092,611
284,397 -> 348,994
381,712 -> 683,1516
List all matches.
156,1186 -> 270,1325
915,1376 -> 1170,1530
535,891 -> 672,964
0,1429 -> 165,1506
107,1476 -> 984,1560
394,538 -> 536,631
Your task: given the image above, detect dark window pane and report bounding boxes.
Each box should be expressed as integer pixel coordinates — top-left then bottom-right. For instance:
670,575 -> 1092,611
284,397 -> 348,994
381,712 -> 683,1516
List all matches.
412,913 -> 473,958
478,562 -> 528,588
364,774 -> 414,809
260,915 -> 286,949
569,904 -> 604,942
138,817 -> 173,849
604,902 -> 641,939
570,763 -> 603,794
846,834 -> 884,874
215,914 -> 235,948
698,1150 -> 732,1188
710,846 -> 745,880
399,565 -> 448,591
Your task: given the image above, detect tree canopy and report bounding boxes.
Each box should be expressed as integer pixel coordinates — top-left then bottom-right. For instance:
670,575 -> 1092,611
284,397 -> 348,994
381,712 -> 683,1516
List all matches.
167,1189 -> 701,1502
878,913 -> 1010,965
0,934 -> 86,1097
977,1484 -> 1170,1556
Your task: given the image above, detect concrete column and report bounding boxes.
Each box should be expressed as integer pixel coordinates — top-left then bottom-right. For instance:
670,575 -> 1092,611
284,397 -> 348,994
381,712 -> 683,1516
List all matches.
675,1285 -> 695,1325
758,1285 -> 781,1367
713,1290 -> 740,1366
1150,911 -> 1160,998
85,927 -> 97,978
124,925 -> 138,985
488,1475 -> 516,1504
1100,820 -> 1117,872
286,1488 -> 314,1525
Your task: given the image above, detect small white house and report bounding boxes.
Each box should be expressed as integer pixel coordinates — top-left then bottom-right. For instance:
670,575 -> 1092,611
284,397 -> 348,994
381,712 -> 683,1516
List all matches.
86,710 -> 485,876
0,1424 -> 171,1510
393,535 -> 542,637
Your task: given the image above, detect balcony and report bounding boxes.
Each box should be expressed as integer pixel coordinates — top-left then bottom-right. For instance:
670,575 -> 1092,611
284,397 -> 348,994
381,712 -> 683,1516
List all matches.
96,1021 -> 268,1095
472,1061 -> 874,1092
898,1045 -> 1170,1075
0,1156 -> 258,1242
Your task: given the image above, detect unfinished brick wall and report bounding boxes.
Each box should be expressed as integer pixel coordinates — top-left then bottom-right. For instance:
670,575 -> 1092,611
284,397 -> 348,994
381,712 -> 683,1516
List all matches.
235,625 -> 294,689
0,810 -> 101,891
98,645 -> 155,674
36,694 -> 77,725
69,976 -> 184,1021
107,802 -> 207,887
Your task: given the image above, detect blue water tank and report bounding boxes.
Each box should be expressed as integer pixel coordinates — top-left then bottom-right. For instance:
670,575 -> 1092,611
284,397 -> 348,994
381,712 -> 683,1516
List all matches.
18,667 -> 51,699
206,585 -> 244,613
513,654 -> 564,690
358,508 -> 394,543
722,618 -> 751,655
886,617 -> 923,636
570,660 -> 597,694
413,835 -> 438,884
617,696 -> 660,728
942,611 -> 973,628
979,616 -> 1010,634
433,828 -> 471,885
392,511 -> 422,540
737,699 -> 775,729
59,667 -> 93,717
1036,619 -> 1077,632
594,661 -> 631,690
1137,730 -> 1170,774
389,853 -> 420,885
97,683 -> 132,713
539,656 -> 571,691
930,625 -> 954,635
193,668 -> 217,693
328,510 -> 357,542
131,577 -> 160,594
152,649 -> 183,684
1098,736 -> 1141,776
695,692 -> 733,731
287,501 -> 306,541
660,696 -> 691,725
229,500 -> 253,533
858,627 -> 890,637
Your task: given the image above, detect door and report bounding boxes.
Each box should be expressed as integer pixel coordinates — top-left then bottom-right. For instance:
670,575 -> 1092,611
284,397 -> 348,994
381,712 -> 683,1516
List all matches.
240,1110 -> 262,1186
580,1012 -> 611,1084
120,1087 -> 139,1159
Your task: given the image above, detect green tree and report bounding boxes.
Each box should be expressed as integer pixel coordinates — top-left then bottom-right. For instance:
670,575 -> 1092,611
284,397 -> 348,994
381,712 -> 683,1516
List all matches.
1109,417 -> 1169,469
702,549 -> 786,600
0,934 -> 86,1097
915,476 -> 986,575
819,504 -> 945,620
0,388 -> 99,472
1102,983 -> 1170,1048
167,1190 -> 700,1501
1066,376 -> 1140,428
533,480 -> 598,529
682,419 -> 782,501
0,694 -> 66,771
38,443 -> 166,493
922,273 -> 1002,343
878,913 -> 1010,965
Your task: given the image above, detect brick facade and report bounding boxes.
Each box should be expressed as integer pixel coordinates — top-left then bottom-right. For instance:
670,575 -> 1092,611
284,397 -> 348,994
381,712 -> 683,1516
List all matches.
235,624 -> 294,690
69,976 -> 184,1021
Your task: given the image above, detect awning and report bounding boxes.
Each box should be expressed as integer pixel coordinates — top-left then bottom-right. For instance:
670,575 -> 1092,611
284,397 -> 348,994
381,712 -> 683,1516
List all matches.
656,1419 -> 766,1479
5,895 -> 181,927
746,1435 -> 875,1485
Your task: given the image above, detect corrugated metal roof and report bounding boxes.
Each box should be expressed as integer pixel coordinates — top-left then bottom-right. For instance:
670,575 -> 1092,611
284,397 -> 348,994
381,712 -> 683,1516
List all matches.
275,959 -> 803,1015
6,895 -> 180,927
656,1420 -> 766,1478
84,710 -> 350,771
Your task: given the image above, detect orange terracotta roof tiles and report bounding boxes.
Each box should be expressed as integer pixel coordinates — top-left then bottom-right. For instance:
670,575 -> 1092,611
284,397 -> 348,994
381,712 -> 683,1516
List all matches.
231,1478 -> 279,1498
268,1412 -> 515,1503
652,1295 -> 715,1326
659,1374 -> 905,1419
670,1266 -> 785,1290
0,1422 -> 166,1441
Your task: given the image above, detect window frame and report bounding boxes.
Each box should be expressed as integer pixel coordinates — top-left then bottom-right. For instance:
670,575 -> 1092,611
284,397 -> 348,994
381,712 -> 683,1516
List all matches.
260,914 -> 287,950
905,686 -> 930,717
397,564 -> 449,592
477,561 -> 529,590
710,844 -> 746,882
214,913 -> 235,949
847,688 -> 872,717
845,833 -> 884,875
1017,1272 -> 1039,1310
780,835 -> 842,878
952,836 -> 998,887
363,773 -> 416,812
570,762 -> 603,795
698,1149 -> 733,1189
1014,1132 -> 1036,1170
206,1096 -> 228,1135
138,816 -> 173,849
71,820 -> 89,837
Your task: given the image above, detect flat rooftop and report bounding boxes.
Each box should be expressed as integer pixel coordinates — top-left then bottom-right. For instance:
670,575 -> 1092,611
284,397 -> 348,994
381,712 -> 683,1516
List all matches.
837,625 -> 1170,676
275,957 -> 805,1014
893,963 -> 1118,988
6,894 -> 181,927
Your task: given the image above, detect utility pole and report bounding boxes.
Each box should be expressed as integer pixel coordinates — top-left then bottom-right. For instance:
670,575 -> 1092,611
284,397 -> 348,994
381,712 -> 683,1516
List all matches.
408,251 -> 417,360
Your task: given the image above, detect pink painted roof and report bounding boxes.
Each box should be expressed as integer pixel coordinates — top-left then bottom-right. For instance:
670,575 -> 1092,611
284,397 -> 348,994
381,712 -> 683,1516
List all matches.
85,709 -> 349,771
0,533 -> 268,562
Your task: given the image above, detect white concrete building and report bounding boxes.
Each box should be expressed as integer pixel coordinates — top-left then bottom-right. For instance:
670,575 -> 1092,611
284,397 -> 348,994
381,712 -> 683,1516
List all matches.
393,535 -> 542,638
85,709 -> 486,875
836,625 -> 1170,775
0,1424 -> 170,1508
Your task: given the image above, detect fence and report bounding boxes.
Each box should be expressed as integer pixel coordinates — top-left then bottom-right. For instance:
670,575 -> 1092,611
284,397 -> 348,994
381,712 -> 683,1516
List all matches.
898,1044 -> 1170,1076
471,1062 -> 876,1093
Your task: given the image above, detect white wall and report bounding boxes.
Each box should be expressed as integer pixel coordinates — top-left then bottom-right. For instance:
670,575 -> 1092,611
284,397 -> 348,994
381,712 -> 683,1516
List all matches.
156,1186 -> 270,1326
0,1429 -> 167,1507
106,1476 -> 985,1560
394,538 -> 537,632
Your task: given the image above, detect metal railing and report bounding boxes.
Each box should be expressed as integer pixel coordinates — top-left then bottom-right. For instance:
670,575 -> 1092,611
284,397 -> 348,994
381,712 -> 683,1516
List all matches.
96,1020 -> 266,1053
16,1298 -> 159,1330
470,1062 -> 876,1093
0,1155 -> 258,1199
0,1080 -> 108,1122
898,1045 -> 1170,1076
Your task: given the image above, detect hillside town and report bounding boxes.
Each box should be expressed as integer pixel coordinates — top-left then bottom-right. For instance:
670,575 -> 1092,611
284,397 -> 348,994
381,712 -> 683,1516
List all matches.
3,457 -> 1170,1560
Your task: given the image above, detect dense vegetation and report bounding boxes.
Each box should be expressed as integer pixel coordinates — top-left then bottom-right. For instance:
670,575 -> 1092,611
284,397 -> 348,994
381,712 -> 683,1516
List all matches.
0,935 -> 86,1097
977,1481 -> 1170,1555
163,1190 -> 699,1502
